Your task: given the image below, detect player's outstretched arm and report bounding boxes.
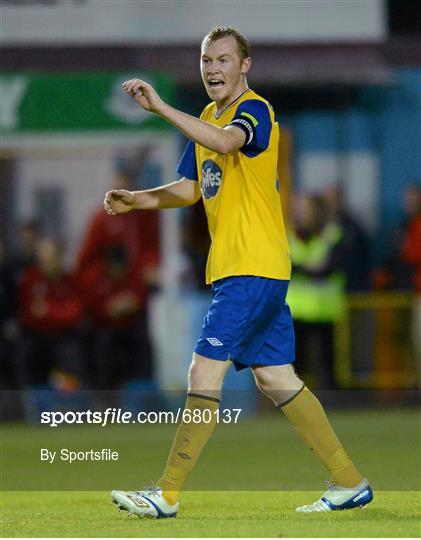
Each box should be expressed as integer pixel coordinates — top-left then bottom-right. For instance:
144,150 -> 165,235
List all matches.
122,79 -> 246,155
104,178 -> 201,215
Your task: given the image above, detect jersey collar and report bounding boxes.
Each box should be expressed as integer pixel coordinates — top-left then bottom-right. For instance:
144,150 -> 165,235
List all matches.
214,89 -> 252,119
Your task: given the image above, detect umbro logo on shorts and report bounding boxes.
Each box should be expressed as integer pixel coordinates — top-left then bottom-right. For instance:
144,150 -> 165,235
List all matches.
207,337 -> 223,346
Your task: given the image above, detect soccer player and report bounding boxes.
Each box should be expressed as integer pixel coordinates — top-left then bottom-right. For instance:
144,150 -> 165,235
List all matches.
106,27 -> 373,517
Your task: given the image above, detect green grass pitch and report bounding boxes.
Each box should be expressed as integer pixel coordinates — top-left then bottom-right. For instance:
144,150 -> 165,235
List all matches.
1,408 -> 420,537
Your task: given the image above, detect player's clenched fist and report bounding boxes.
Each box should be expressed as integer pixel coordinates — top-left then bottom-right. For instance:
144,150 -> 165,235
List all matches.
104,189 -> 136,215
122,78 -> 164,114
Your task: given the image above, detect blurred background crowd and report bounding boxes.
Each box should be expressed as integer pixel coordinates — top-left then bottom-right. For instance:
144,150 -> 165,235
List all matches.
1,0 -> 420,419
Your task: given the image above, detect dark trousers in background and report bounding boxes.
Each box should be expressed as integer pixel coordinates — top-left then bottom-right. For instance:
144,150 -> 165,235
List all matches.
13,330 -> 86,422
91,310 -> 154,391
16,330 -> 85,387
293,320 -> 337,390
0,337 -> 23,419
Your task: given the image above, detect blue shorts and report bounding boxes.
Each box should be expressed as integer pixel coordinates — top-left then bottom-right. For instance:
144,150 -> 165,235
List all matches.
195,276 -> 295,371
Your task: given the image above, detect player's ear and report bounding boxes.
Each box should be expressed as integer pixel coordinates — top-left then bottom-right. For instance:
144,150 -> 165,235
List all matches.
241,57 -> 251,76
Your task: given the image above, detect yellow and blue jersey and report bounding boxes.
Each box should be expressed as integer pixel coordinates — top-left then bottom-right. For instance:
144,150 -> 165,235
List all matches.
177,89 -> 291,285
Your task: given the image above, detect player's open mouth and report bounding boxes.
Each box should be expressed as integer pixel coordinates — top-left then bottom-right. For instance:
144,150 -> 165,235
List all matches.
208,80 -> 224,88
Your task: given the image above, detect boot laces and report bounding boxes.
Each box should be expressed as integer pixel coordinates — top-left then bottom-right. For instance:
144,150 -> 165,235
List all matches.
137,480 -> 161,497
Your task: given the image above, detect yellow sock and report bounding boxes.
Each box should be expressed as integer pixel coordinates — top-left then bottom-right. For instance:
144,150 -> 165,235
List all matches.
280,386 -> 363,487
158,393 -> 220,505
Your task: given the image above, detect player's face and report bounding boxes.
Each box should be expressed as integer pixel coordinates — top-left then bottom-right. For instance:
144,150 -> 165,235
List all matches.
201,36 -> 250,107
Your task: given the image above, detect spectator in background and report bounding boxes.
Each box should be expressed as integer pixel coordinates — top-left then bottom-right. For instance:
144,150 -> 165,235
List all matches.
324,184 -> 370,291
0,240 -> 15,389
11,219 -> 40,271
76,165 -> 159,407
76,166 -> 160,288
7,219 -> 41,323
400,183 -> 421,370
80,245 -> 154,392
287,193 -> 347,389
373,183 -> 421,292
17,238 -> 85,390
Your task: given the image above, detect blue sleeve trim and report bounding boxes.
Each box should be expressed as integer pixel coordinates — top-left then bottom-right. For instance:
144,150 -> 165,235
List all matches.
232,99 -> 272,157
176,140 -> 198,181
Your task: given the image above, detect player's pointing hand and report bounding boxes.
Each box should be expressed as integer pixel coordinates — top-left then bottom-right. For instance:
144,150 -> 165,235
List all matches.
104,189 -> 136,215
122,78 -> 164,114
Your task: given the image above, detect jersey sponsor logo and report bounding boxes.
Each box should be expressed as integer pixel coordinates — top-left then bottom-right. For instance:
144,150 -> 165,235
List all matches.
201,160 -> 222,199
207,337 -> 223,346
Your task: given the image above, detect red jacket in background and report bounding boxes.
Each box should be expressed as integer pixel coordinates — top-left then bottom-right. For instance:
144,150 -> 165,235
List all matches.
76,208 -> 160,277
402,215 -> 421,293
79,263 -> 147,330
20,267 -> 83,334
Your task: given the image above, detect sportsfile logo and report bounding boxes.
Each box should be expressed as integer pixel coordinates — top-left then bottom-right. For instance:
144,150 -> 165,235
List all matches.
201,159 -> 222,199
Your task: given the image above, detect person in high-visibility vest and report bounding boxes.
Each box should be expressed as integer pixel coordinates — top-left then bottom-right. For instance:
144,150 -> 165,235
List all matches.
287,193 -> 346,389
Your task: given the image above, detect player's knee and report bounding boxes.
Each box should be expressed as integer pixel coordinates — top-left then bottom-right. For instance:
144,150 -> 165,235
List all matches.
251,371 -> 263,391
253,364 -> 302,394
254,379 -> 282,405
188,354 -> 227,392
188,360 -> 205,389
253,368 -> 275,394
253,365 -> 304,406
254,377 -> 275,398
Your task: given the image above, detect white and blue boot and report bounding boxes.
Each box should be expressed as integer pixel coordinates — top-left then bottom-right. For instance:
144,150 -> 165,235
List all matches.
111,486 -> 179,519
296,478 -> 373,512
